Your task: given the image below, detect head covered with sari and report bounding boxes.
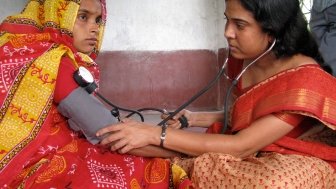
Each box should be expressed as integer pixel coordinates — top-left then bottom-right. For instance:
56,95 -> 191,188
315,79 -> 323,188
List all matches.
0,0 -> 106,169
0,0 -> 106,54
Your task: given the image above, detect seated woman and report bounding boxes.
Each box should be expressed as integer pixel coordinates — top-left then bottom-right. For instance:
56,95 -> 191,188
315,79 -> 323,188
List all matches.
97,0 -> 336,188
0,0 -> 191,188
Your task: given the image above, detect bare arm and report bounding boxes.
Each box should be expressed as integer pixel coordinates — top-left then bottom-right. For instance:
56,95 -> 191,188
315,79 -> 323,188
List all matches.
97,114 -> 294,158
127,145 -> 184,158
161,114 -> 294,157
129,110 -> 224,156
166,109 -> 224,129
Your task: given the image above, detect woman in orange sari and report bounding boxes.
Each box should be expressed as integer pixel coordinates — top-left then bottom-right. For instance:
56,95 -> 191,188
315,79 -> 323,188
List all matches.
97,0 -> 336,188
0,0 -> 191,188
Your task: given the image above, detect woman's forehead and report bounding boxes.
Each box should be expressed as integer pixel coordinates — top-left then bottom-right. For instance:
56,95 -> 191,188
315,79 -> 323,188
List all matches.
79,0 -> 102,10
225,0 -> 255,22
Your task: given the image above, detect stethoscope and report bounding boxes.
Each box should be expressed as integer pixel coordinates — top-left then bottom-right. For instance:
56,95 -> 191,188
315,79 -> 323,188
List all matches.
221,40 -> 276,133
74,39 -> 276,134
158,39 -> 276,133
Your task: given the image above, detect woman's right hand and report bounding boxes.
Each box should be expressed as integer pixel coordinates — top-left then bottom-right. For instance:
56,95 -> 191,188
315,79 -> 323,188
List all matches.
161,109 -> 193,129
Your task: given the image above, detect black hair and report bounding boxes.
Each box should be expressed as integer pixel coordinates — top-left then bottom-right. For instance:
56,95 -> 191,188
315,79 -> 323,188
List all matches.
232,0 -> 330,72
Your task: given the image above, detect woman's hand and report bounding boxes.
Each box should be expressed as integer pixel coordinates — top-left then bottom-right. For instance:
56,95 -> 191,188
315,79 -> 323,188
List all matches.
96,119 -> 160,154
161,109 -> 193,129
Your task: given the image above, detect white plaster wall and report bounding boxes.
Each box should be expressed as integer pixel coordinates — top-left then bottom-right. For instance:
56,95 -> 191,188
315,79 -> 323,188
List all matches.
103,0 -> 227,51
0,0 -> 28,22
0,0 -> 227,51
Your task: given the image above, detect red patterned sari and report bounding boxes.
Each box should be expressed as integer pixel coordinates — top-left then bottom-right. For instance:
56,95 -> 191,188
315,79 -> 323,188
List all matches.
174,58 -> 336,188
0,0 -> 191,188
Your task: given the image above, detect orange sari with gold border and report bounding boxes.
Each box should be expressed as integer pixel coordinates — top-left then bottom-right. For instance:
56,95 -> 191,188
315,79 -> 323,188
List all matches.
230,64 -> 336,168
174,59 -> 336,188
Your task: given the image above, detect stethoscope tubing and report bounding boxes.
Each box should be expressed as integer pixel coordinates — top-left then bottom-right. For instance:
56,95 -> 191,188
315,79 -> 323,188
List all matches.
157,57 -> 229,127
99,40 -> 276,133
221,40 -> 276,133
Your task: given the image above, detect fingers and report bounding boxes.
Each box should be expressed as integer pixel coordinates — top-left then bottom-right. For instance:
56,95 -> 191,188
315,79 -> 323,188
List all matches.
110,138 -> 128,151
99,130 -> 123,145
96,123 -> 123,137
107,137 -> 133,154
161,109 -> 190,129
161,109 -> 181,128
172,109 -> 186,120
98,119 -> 153,152
109,133 -> 147,154
96,118 -> 137,137
168,121 -> 182,129
116,141 -> 134,154
117,146 -> 131,154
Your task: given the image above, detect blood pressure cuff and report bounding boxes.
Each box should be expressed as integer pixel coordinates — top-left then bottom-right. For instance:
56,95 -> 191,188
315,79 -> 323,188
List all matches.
57,87 -> 117,144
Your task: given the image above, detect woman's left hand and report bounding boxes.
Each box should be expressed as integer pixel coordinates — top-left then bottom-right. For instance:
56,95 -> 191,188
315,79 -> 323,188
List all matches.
96,119 -> 160,154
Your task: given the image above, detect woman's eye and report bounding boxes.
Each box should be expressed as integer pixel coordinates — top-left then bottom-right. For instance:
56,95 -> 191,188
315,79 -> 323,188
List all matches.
237,25 -> 244,30
236,22 -> 245,30
78,14 -> 87,21
96,17 -> 102,24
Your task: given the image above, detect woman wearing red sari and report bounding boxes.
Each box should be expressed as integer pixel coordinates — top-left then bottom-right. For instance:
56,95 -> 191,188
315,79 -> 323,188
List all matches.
0,0 -> 191,188
98,0 -> 336,188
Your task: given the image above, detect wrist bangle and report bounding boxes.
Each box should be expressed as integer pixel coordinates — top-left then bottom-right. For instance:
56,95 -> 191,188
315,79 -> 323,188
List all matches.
160,125 -> 167,148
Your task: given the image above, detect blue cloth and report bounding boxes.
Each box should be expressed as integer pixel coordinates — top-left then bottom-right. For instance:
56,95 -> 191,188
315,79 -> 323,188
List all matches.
312,0 -> 336,12
310,2 -> 336,76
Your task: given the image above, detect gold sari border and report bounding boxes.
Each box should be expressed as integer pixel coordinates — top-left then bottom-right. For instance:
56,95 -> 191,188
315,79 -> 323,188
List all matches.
232,65 -> 336,131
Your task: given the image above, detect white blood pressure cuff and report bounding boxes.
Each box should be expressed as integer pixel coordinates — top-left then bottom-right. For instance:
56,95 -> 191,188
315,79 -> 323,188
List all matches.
58,87 -> 118,144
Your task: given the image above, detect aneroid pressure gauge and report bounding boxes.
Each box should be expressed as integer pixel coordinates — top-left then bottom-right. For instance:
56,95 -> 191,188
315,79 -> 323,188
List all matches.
73,66 -> 98,94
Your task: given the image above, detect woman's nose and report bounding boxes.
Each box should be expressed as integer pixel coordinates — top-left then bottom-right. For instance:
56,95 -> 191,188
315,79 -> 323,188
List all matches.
224,23 -> 235,39
89,22 -> 99,34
